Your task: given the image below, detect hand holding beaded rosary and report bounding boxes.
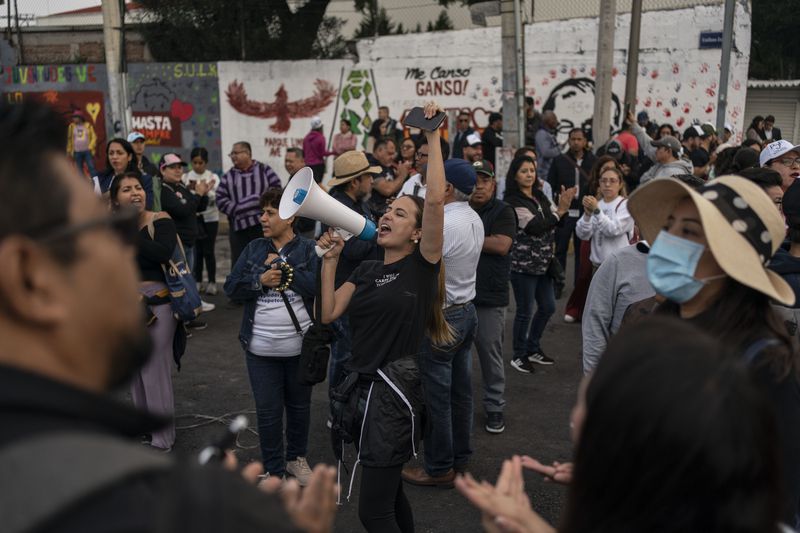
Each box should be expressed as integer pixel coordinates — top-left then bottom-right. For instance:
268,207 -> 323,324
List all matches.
259,257 -> 295,292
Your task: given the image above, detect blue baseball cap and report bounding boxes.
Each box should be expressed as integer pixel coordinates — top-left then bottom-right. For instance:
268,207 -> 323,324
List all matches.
444,158 -> 477,195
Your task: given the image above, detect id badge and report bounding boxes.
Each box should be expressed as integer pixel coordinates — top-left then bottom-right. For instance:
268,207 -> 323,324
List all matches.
568,209 -> 580,218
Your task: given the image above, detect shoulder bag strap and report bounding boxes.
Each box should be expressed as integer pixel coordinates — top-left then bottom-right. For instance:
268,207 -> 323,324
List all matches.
0,432 -> 171,533
565,153 -> 592,183
280,290 -> 303,334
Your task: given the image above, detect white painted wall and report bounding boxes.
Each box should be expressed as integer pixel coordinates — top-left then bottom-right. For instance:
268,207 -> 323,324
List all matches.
218,2 -> 751,176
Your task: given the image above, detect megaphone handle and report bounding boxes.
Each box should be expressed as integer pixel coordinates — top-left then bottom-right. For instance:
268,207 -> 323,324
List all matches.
315,244 -> 332,258
315,228 -> 354,258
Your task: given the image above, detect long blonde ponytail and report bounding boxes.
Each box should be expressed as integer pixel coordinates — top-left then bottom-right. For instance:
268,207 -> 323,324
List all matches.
427,262 -> 455,346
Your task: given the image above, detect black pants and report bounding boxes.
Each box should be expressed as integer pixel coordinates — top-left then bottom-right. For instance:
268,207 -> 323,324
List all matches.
194,221 -> 219,284
229,224 -> 263,267
310,163 -> 325,184
554,216 -> 581,284
359,465 -> 414,533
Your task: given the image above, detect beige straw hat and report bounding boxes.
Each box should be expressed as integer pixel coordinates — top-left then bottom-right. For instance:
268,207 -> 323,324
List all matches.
327,151 -> 382,188
628,175 -> 795,306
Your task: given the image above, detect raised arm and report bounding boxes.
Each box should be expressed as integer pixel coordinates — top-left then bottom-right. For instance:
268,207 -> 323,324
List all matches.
419,102 -> 445,264
316,230 -> 356,323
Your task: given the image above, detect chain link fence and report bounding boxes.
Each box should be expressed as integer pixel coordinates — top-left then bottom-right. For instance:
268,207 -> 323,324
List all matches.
3,0 -> 727,64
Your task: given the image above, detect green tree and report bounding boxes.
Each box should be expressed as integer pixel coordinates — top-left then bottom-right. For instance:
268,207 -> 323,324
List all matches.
749,0 -> 800,79
353,5 -> 396,38
137,0 -> 340,61
427,10 -> 454,32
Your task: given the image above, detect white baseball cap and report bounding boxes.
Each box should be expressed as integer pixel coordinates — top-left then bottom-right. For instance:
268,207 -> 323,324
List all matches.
310,116 -> 323,129
760,140 -> 800,167
127,131 -> 145,143
464,132 -> 482,147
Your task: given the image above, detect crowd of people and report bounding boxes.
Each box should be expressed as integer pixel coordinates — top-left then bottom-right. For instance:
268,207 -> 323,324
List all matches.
2,92 -> 800,533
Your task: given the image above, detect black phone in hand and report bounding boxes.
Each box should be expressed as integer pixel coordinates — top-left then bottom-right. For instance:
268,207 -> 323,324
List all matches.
403,107 -> 447,131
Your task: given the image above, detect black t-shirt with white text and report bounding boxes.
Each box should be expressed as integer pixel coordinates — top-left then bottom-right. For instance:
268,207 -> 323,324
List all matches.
346,247 -> 439,374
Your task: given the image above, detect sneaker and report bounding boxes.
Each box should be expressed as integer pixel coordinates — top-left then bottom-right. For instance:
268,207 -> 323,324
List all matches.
528,351 -> 555,365
326,418 -> 333,429
201,300 -> 216,313
205,282 -> 218,296
185,320 -> 207,330
510,357 -> 535,374
286,457 -> 313,487
485,412 -> 505,434
198,282 -> 207,293
563,314 -> 577,323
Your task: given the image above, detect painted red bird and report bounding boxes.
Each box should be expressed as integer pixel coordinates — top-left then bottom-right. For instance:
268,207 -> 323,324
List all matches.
225,79 -> 337,133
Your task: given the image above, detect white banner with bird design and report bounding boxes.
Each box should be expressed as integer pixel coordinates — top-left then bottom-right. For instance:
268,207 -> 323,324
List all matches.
218,60 -> 350,184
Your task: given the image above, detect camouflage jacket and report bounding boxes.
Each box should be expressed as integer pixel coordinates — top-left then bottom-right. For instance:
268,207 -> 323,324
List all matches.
505,189 -> 559,275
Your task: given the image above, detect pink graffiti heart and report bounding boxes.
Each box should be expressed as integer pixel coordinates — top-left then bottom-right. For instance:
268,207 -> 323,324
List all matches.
170,99 -> 194,122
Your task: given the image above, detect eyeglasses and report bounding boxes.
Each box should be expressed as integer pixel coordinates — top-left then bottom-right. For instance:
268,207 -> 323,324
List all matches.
228,150 -> 247,157
29,207 -> 140,248
415,152 -> 429,159
776,157 -> 800,167
599,178 -> 620,185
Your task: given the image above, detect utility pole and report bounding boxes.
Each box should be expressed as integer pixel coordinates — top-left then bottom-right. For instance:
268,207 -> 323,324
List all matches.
13,0 -> 23,64
501,0 -> 524,151
102,0 -> 126,134
592,0 -> 616,148
716,0 -> 735,134
623,0 -> 642,117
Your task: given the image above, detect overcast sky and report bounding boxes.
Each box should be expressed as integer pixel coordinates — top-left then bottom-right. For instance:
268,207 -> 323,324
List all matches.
17,0 -> 104,17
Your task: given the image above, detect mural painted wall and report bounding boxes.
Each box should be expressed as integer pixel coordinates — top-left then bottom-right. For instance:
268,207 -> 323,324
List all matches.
1,63 -> 111,170
218,60 -> 351,183
352,1 -> 750,144
127,62 -> 222,174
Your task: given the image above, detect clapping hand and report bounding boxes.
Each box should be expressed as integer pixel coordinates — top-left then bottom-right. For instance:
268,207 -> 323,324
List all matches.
582,195 -> 598,213
455,456 -> 556,533
557,186 -> 578,215
521,456 -> 573,485
222,452 -> 338,533
195,180 -> 210,196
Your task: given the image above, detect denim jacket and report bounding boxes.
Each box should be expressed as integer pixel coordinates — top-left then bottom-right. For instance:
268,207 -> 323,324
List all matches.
224,235 -> 318,351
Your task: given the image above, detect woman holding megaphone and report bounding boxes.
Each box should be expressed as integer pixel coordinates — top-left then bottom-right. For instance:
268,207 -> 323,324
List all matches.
317,101 -> 450,533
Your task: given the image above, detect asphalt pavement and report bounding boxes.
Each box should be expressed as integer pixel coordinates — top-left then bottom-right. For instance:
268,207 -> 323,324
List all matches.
164,230 -> 583,532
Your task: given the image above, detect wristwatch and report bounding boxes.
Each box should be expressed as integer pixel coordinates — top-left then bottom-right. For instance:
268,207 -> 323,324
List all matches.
593,208 -> 601,215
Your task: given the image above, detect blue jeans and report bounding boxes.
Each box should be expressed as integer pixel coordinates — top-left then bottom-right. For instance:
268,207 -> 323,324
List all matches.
183,244 -> 195,274
510,272 -> 556,358
420,302 -> 477,476
73,150 -> 96,177
245,353 -> 312,476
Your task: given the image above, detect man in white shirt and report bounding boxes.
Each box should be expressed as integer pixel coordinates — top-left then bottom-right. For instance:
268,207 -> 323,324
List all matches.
399,137 -> 451,199
402,159 -> 484,488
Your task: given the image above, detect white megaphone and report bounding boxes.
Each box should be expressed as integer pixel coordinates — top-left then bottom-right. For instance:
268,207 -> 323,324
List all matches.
279,167 -> 377,256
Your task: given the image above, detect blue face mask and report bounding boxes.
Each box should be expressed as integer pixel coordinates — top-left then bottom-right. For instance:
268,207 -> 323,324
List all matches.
646,231 -> 726,304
